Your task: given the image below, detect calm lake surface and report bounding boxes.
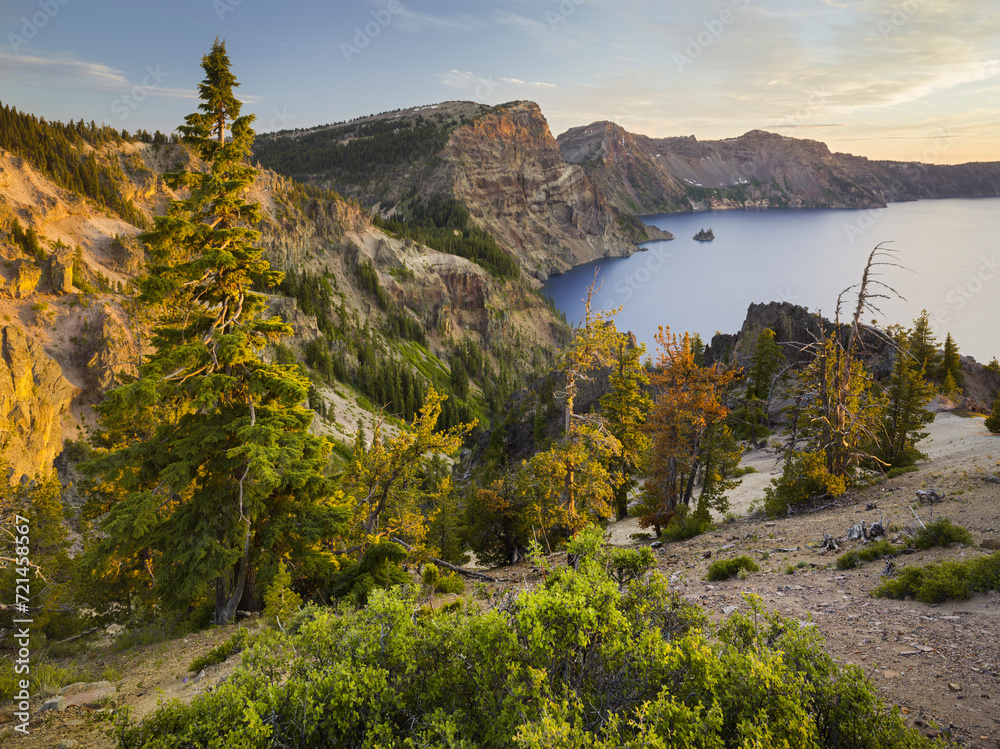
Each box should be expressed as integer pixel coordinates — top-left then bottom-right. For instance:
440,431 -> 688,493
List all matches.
543,198 -> 1000,362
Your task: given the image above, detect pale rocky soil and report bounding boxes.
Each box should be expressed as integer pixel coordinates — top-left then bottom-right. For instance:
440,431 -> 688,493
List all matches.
3,406 -> 999,748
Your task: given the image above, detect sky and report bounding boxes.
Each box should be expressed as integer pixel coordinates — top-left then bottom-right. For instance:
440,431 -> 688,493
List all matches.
1,0 -> 999,164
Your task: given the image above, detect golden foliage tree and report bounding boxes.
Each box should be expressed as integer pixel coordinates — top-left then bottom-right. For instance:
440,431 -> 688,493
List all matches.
341,388 -> 472,554
639,327 -> 737,535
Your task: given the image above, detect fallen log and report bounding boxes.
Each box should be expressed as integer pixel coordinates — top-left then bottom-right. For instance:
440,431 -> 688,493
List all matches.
391,537 -> 497,582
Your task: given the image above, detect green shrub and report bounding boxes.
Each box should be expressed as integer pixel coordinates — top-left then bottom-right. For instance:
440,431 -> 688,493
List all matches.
968,552 -> 1000,590
116,566 -> 936,749
0,659 -> 83,700
435,571 -> 465,595
705,555 -> 760,581
660,512 -> 713,542
872,552 -> 1000,604
886,465 -> 919,479
323,541 -> 410,606
763,451 -> 847,517
836,540 -> 902,570
608,547 -> 656,586
912,518 -> 974,549
263,562 -> 302,629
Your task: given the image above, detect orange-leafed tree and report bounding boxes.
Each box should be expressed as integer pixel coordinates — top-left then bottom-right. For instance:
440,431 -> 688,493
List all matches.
639,326 -> 738,535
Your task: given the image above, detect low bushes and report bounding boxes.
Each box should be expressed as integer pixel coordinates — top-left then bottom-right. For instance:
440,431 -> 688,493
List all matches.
872,552 -> 1000,603
912,518 -> 974,550
836,540 -> 902,570
705,555 -> 760,581
116,560 -> 938,749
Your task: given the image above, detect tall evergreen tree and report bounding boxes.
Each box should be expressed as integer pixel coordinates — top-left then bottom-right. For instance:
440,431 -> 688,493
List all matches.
85,40 -> 345,625
876,331 -> 936,468
938,333 -> 965,393
600,333 -> 652,520
908,310 -> 938,376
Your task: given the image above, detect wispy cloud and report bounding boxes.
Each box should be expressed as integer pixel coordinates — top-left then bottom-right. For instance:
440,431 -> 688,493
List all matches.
0,52 -> 130,89
498,77 -> 558,89
393,8 -> 484,34
0,51 -> 196,99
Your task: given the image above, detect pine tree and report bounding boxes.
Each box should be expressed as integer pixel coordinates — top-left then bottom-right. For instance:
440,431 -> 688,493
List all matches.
985,390 -> 1000,434
733,326 -> 784,443
908,310 -> 938,376
877,331 -> 936,468
600,333 -> 652,520
938,333 -> 965,393
85,40 -> 346,625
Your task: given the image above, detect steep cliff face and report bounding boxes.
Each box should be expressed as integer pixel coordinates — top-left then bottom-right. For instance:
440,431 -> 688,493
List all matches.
559,125 -> 1000,215
254,101 -> 662,281
444,103 -> 639,279
0,326 -> 78,480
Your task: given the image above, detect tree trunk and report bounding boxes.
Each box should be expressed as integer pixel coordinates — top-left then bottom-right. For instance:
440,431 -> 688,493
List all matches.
216,524 -> 252,625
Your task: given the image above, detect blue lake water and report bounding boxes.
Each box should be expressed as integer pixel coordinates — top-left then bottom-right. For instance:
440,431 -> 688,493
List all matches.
543,198 -> 1000,363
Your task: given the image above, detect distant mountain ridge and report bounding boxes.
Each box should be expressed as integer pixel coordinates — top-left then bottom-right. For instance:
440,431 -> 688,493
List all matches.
557,121 -> 1000,215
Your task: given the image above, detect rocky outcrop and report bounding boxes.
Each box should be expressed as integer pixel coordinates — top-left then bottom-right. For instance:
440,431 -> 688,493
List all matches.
86,305 -> 139,394
559,124 -> 1000,215
704,301 -> 893,374
446,102 -> 638,279
1,326 -> 79,482
10,259 -> 41,298
48,247 -> 75,294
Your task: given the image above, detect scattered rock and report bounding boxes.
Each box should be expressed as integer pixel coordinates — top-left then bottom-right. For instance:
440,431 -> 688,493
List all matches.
64,681 -> 117,708
701,550 -> 711,559
58,740 -> 79,749
948,683 -> 962,692
60,680 -> 113,697
916,489 -> 943,504
722,605 -> 738,615
37,695 -> 66,713
980,539 -> 1000,551
982,475 -> 1000,484
866,502 -> 878,510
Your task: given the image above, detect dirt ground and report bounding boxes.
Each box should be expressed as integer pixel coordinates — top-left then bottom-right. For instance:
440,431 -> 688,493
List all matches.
3,406 -> 999,747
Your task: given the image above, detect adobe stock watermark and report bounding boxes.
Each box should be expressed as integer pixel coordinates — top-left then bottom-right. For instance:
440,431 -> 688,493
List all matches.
111,66 -> 169,121
773,286 -> 802,305
341,1 -> 403,64
674,0 -> 751,72
471,74 -> 498,103
931,253 -> 1000,329
214,0 -> 243,21
8,0 -> 71,54
11,514 -> 33,736
878,0 -> 928,39
547,0 -> 585,30
613,243 -> 673,303
268,106 -> 296,131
